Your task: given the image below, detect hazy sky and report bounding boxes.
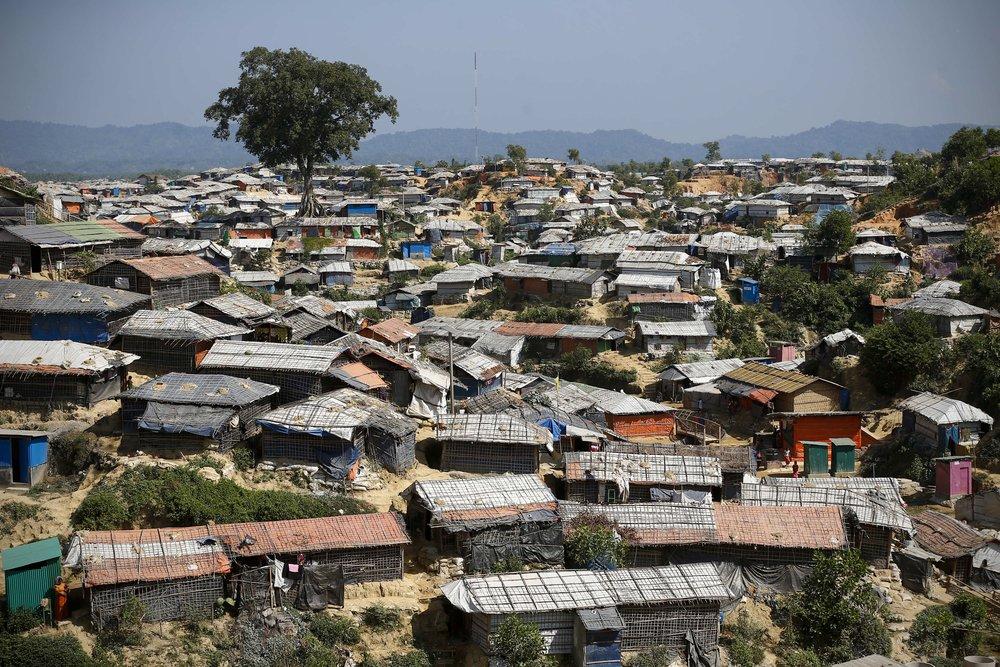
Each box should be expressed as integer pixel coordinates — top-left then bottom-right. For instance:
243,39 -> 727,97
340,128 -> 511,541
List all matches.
2,0 -> 998,141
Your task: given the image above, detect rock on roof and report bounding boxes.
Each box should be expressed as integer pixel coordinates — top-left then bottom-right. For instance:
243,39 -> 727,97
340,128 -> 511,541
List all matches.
112,309 -> 250,340
0,339 -> 137,374
0,279 -> 149,315
121,372 -> 278,406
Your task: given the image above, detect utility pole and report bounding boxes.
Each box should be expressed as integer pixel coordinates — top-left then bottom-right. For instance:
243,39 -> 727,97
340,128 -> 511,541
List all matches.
448,332 -> 456,415
474,51 -> 479,164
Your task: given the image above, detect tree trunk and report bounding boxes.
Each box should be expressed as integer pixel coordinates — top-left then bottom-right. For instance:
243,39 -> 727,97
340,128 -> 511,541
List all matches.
297,159 -> 322,217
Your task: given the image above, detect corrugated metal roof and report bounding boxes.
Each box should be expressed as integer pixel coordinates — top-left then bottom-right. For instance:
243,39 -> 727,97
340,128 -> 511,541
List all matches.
436,413 -> 551,446
2,537 -> 62,571
0,279 -> 148,315
200,339 -> 342,374
121,372 -> 278,406
565,451 -> 722,486
659,358 -> 744,384
412,475 -> 556,525
721,362 -> 834,394
559,501 -> 716,546
636,320 -> 716,337
741,481 -> 912,533
899,392 -> 993,426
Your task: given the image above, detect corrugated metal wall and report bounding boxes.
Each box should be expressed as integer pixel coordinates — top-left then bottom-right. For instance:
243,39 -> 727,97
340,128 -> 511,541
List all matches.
5,559 -> 61,612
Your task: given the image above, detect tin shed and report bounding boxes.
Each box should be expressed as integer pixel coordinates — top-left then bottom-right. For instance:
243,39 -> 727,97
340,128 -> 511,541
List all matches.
0,429 -> 49,488
2,537 -> 62,614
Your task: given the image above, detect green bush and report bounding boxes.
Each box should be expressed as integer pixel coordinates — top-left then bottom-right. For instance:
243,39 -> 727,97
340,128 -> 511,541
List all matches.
232,446 -> 255,471
310,614 -> 361,646
533,348 -> 636,391
564,513 -> 633,568
489,555 -> 525,573
3,607 -> 42,633
723,610 -> 767,667
776,648 -> 822,667
382,650 -> 433,667
860,312 -> 945,395
514,305 -> 584,324
361,604 -> 402,630
70,465 -> 374,530
625,647 -> 674,667
419,262 -> 448,278
909,605 -> 953,657
0,633 -> 96,667
48,432 -> 100,476
489,615 -> 546,667
0,501 -> 39,533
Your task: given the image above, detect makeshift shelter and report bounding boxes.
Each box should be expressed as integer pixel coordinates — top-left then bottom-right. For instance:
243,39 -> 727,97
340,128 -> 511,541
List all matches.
658,359 -> 745,401
899,392 -> 993,455
887,297 -> 988,338
423,340 -> 506,398
120,373 -> 278,454
257,388 -> 417,474
188,292 -> 277,329
741,478 -> 913,567
502,403 -> 608,453
0,429 -> 50,489
0,219 -> 144,275
715,362 -> 846,413
555,383 -> 675,438
2,537 -> 62,615
0,279 -> 149,343
442,564 -> 729,656
564,451 -> 722,504
911,510 -> 986,584
436,413 -> 552,475
111,309 -> 249,373
406,474 -> 562,572
0,340 -> 137,408
358,318 -> 419,353
84,256 -> 223,308
603,442 -> 753,499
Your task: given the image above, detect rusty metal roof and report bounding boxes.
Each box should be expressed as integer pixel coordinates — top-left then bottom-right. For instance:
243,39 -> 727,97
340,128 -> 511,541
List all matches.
113,255 -> 222,280
912,510 -> 986,559
361,318 -> 419,344
714,504 -> 847,550
214,513 -> 410,558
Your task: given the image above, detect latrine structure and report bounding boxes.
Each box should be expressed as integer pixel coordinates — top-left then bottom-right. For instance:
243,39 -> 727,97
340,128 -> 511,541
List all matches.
406,474 -> 562,572
111,310 -> 249,373
436,413 -> 552,475
256,388 -> 417,475
0,278 -> 149,343
84,255 -> 223,309
741,478 -> 913,567
119,373 -> 278,455
442,564 -> 730,658
563,451 -> 723,504
0,340 -> 137,408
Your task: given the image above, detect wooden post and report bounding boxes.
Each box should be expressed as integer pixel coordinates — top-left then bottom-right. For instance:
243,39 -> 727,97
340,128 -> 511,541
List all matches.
448,333 -> 456,415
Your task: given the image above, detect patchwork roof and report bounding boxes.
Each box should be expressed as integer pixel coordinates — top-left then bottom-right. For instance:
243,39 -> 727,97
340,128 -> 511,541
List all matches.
604,442 -> 755,473
411,475 -> 556,527
559,502 -> 717,546
720,362 -> 839,394
3,219 -> 143,247
714,504 -> 847,550
112,309 -> 249,340
0,339 -> 137,375
423,340 -> 506,382
258,388 -> 415,440
436,413 -> 552,446
361,318 -> 419,344
564,451 -> 722,487
899,392 -> 993,427
442,563 -> 730,614
912,510 -> 986,559
121,373 -> 279,406
741,481 -> 912,533
200,339 -> 343,374
193,292 -> 276,322
0,279 -> 149,315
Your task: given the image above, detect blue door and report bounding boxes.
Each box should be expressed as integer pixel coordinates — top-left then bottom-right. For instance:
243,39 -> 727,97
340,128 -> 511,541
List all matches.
16,438 -> 31,483
0,438 -> 11,480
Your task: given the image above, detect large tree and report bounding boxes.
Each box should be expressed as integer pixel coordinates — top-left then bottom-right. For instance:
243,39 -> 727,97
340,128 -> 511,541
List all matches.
205,47 -> 398,217
703,140 -> 721,161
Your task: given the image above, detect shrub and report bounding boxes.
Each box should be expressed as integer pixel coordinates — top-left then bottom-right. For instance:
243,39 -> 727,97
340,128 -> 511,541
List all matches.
909,605 -> 953,657
489,615 -> 546,667
69,489 -> 133,531
232,446 -> 255,471
309,614 -> 361,646
776,648 -> 822,667
513,305 -> 584,324
723,610 -> 767,667
3,607 -> 42,633
564,513 -> 634,568
625,647 -> 674,667
489,555 -> 525,573
361,604 -> 402,630
382,650 -> 433,667
98,596 -> 147,648
0,501 -> 39,533
48,432 -> 100,476
419,262 -> 448,278
0,633 -> 96,667
860,312 -> 945,394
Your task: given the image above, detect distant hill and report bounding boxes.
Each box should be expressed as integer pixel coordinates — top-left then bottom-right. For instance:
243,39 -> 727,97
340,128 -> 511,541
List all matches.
0,118 -> 987,177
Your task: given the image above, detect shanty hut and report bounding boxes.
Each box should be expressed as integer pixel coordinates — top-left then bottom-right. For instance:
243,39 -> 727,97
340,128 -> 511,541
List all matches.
0,219 -> 144,276
358,318 -> 420,353
604,442 -> 753,499
318,261 -> 354,287
911,510 -> 986,584
715,362 -> 846,413
0,340 -> 137,408
436,413 -> 552,475
423,341 -> 505,398
0,279 -> 149,343
563,451 -> 722,504
502,402 -> 609,453
887,297 -> 988,338
742,478 -> 913,567
635,320 -> 716,357
496,262 -> 611,300
572,384 -> 676,438
806,329 -> 866,364
628,292 -> 711,322
187,292 -> 277,329
848,241 -> 910,274
231,270 -> 278,293
2,537 -> 63,615
120,373 -> 278,455
111,310 -> 249,373
280,264 -> 320,290
67,526 -> 232,629
442,564 -> 729,658
385,258 -> 419,282
263,309 -> 346,346
214,513 -> 410,588
658,359 -> 745,401
406,474 -> 562,572
199,339 -> 357,404
899,392 -> 994,454
0,429 -> 50,489
256,388 -> 417,475
84,256 -> 223,308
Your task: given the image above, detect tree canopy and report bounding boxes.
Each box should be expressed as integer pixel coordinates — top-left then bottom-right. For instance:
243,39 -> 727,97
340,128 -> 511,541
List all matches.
860,312 -> 945,394
703,140 -> 721,161
506,144 -> 527,173
567,147 -> 580,164
205,47 -> 398,216
806,209 -> 856,255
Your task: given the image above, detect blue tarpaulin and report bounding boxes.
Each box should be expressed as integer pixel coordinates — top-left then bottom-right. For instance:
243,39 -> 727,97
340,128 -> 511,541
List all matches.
137,402 -> 234,438
31,314 -> 108,343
